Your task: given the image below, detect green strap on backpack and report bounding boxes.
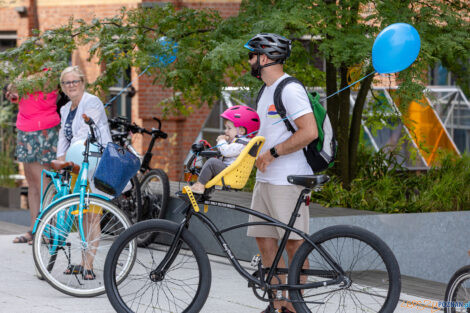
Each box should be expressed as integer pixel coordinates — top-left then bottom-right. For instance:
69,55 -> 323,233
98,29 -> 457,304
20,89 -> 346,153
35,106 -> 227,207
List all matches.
256,76 -> 337,172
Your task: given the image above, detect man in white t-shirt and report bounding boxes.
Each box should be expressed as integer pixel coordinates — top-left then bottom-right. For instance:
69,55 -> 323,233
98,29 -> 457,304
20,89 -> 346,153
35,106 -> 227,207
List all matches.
245,33 -> 318,313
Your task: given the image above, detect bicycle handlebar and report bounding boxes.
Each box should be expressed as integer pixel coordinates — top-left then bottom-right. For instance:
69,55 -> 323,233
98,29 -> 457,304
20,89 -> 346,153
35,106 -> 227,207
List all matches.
185,141 -> 221,176
82,114 -> 97,143
109,116 -> 167,139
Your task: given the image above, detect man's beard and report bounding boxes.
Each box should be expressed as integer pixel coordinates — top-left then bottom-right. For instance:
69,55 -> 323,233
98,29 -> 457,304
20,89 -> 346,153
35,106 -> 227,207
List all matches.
250,62 -> 262,80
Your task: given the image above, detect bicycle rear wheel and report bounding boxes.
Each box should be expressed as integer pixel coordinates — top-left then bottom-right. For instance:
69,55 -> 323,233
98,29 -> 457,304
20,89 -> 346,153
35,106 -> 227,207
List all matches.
288,225 -> 401,313
137,169 -> 170,246
112,175 -> 142,224
104,219 -> 211,313
32,195 -> 135,297
42,180 -> 58,208
444,265 -> 470,313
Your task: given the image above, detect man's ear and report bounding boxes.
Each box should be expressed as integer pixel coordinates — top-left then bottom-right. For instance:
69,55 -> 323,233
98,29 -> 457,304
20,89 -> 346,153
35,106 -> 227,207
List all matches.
259,54 -> 269,66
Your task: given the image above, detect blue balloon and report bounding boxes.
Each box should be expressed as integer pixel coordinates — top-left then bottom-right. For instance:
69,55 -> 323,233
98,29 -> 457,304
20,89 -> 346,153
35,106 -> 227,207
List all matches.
154,37 -> 178,66
372,23 -> 421,74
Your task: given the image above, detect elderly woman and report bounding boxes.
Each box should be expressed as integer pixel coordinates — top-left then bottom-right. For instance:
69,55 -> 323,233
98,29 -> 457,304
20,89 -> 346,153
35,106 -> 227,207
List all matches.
58,66 -> 112,280
57,66 -> 111,160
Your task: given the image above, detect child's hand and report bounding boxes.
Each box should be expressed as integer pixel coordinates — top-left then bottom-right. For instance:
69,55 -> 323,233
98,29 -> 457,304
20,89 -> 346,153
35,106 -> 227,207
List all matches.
217,135 -> 229,142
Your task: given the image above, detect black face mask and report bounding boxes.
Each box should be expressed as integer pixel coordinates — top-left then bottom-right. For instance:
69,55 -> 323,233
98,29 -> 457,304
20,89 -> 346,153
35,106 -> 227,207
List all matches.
250,55 -> 262,80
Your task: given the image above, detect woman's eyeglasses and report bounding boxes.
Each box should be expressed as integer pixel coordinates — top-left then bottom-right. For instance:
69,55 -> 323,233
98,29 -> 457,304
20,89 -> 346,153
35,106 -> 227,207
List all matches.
61,80 -> 82,87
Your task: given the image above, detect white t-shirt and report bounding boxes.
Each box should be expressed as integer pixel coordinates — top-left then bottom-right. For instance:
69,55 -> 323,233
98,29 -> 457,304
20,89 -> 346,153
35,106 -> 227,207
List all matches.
256,74 -> 313,185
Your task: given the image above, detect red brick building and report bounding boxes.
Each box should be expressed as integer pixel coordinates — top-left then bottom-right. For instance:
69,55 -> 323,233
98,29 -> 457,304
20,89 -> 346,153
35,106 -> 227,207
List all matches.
0,0 -> 242,181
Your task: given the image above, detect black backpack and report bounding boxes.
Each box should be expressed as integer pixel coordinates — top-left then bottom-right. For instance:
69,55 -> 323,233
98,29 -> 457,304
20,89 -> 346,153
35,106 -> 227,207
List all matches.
256,76 -> 337,172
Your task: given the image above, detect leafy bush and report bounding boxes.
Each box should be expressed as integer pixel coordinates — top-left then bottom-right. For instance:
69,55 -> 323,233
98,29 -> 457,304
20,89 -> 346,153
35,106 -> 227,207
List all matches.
0,102 -> 17,188
312,147 -> 470,213
242,167 -> 257,192
0,152 -> 16,188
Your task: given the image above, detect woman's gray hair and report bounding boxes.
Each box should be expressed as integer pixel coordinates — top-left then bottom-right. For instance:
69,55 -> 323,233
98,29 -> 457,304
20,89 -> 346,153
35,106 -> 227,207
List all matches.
60,66 -> 87,85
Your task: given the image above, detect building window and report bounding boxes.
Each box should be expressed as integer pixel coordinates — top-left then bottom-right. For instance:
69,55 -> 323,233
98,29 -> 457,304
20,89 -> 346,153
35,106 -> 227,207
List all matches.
0,31 -> 16,52
0,31 -> 17,106
429,62 -> 455,86
107,67 -> 134,119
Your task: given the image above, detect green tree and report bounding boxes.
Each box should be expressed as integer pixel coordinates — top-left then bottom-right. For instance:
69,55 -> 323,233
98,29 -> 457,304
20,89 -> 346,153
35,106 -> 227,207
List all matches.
0,0 -> 468,186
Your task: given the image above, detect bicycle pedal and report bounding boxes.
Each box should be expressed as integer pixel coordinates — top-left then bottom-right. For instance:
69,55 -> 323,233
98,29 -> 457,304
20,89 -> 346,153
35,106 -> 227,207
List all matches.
251,254 -> 261,268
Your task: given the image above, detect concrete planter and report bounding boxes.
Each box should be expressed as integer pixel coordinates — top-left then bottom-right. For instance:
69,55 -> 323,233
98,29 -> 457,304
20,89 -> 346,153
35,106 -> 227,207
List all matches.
311,211 -> 470,284
165,195 -> 469,284
0,186 -> 21,209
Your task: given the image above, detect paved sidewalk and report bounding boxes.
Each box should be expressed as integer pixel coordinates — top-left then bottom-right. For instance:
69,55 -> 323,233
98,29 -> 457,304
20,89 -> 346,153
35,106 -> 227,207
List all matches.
0,220 -> 443,313
0,229 -> 266,313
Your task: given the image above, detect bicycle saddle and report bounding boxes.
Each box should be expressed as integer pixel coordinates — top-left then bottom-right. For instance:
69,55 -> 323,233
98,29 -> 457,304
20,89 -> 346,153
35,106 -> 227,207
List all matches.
51,160 -> 80,174
287,174 -> 330,189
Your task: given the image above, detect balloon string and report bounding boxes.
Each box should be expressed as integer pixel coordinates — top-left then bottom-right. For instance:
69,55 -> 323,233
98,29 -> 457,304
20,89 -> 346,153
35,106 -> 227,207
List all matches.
104,64 -> 152,108
323,70 -> 376,101
273,70 -> 376,125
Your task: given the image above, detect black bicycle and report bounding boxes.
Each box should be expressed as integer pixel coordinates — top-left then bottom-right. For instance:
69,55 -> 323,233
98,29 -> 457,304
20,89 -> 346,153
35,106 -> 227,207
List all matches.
109,116 -> 170,246
103,139 -> 401,313
444,258 -> 470,313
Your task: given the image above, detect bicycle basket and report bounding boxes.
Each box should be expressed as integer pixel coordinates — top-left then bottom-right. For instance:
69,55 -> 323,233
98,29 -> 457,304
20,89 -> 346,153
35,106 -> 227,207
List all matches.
93,142 -> 140,196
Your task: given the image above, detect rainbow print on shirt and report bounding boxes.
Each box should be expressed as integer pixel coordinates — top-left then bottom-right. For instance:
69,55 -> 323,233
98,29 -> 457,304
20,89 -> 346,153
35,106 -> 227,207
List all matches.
267,104 -> 280,119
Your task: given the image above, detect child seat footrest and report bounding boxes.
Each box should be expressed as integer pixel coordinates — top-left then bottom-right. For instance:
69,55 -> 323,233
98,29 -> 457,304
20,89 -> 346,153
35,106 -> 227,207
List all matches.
182,186 -> 200,212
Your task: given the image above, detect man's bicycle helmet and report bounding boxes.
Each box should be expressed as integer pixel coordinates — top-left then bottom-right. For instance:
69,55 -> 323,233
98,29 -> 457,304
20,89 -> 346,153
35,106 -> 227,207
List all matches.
244,33 -> 292,62
220,105 -> 260,138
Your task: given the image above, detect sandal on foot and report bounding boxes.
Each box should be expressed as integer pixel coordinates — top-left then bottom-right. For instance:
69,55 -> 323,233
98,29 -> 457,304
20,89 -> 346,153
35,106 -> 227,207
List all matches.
82,269 -> 96,280
261,305 -> 279,313
64,264 -> 84,275
13,231 -> 33,244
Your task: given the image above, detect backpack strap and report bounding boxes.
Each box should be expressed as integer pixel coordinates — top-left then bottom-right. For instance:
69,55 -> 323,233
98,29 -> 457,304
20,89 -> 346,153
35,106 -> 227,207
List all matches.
273,76 -> 307,134
255,83 -> 266,109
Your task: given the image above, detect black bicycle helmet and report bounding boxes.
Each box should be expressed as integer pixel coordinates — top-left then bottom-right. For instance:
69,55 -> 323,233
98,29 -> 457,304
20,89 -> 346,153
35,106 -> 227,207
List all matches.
244,33 -> 292,62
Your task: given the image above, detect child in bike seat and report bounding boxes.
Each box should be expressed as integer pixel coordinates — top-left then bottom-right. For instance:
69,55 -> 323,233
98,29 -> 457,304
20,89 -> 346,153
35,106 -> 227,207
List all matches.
190,105 -> 260,194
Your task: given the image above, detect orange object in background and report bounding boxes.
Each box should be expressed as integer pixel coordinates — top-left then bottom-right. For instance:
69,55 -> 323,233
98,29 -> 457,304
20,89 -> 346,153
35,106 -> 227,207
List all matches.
389,90 -> 460,166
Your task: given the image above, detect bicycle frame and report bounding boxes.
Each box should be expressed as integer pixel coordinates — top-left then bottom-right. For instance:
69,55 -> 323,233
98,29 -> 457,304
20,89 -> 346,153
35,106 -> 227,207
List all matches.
156,189 -> 346,296
32,136 -> 111,253
110,116 -> 166,174
139,125 -> 166,173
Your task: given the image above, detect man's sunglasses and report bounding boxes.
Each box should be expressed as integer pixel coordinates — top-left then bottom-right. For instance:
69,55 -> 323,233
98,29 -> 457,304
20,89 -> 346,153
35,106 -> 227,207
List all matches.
248,52 -> 258,59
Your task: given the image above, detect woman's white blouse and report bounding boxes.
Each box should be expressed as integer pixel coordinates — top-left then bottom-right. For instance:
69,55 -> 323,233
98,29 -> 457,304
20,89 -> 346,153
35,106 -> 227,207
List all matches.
57,92 -> 112,158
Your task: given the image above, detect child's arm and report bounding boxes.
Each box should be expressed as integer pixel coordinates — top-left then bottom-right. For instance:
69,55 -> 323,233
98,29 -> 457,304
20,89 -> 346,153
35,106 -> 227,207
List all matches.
218,140 -> 246,158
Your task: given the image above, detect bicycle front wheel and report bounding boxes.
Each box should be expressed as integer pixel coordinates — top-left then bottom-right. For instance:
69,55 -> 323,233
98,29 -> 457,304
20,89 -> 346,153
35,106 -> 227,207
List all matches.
137,169 -> 170,246
444,265 -> 470,313
32,195 -> 135,297
104,219 -> 211,313
288,225 -> 401,313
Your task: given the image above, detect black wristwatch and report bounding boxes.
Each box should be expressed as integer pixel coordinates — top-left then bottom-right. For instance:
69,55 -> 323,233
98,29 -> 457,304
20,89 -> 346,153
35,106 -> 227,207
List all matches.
270,146 -> 280,158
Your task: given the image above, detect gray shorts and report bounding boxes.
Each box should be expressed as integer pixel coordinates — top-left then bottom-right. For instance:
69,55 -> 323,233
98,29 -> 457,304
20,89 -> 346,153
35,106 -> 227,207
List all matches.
247,181 -> 309,240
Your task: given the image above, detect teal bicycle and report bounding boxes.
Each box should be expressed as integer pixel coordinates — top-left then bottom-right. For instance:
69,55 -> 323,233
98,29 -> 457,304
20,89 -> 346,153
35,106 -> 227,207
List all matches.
32,114 -> 136,297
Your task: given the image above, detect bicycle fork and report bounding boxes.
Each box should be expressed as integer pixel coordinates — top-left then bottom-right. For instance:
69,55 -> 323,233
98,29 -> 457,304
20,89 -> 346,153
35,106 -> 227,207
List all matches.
149,214 -> 192,281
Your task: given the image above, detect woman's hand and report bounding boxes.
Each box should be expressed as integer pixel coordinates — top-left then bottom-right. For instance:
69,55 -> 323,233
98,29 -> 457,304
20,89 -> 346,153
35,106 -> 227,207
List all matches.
5,84 -> 19,103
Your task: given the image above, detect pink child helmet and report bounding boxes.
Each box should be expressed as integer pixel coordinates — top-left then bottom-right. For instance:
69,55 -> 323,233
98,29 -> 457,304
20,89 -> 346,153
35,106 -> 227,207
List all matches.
220,105 -> 260,138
